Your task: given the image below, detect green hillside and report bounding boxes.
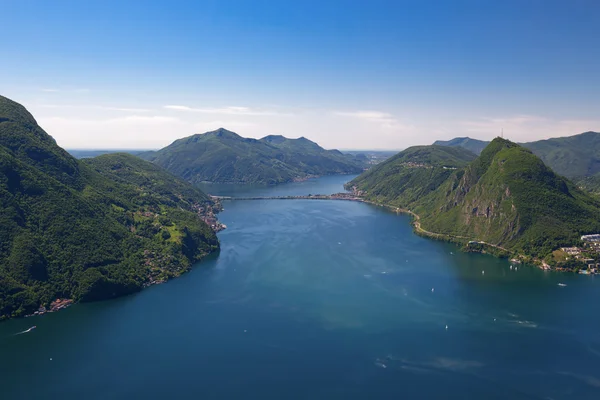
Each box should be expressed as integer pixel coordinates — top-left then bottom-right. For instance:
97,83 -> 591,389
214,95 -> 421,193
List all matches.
574,173 -> 600,197
522,131 -> 600,178
434,131 -> 600,179
351,138 -> 600,260
346,145 -> 477,206
140,128 -> 365,184
0,95 -> 219,320
433,137 -> 489,155
67,149 -> 147,159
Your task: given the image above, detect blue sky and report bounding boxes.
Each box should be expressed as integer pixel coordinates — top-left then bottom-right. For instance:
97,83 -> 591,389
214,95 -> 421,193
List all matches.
1,0 -> 599,149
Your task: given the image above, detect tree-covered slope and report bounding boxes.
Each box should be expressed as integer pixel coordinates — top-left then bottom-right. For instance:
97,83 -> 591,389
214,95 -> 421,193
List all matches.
140,128 -> 365,184
346,145 -> 477,206
0,95 -> 219,320
415,139 -> 600,257
434,131 -> 600,179
574,173 -> 600,197
522,131 -> 600,178
433,137 -> 489,155
351,138 -> 600,259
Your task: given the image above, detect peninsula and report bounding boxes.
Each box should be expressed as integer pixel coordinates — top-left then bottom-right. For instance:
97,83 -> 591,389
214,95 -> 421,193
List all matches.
0,95 -> 221,320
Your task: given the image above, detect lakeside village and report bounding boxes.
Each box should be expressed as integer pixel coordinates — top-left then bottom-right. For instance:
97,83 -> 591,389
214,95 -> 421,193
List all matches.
27,200 -> 227,317
553,234 -> 600,275
193,198 -> 227,232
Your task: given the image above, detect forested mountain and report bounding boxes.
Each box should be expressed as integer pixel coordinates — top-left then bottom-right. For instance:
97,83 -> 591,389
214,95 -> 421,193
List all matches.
67,149 -> 146,159
434,131 -> 600,179
433,137 -> 489,155
347,145 -> 477,206
139,128 -> 365,184
349,138 -> 600,259
523,131 -> 600,178
0,95 -> 219,320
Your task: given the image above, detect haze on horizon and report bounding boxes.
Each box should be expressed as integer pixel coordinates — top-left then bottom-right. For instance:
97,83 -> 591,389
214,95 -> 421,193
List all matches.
1,0 -> 599,150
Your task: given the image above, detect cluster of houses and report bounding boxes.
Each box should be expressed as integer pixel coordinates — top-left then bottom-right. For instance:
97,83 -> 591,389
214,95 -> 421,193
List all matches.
194,201 -> 226,232
400,162 -> 433,169
26,298 -> 73,317
560,234 -> 600,274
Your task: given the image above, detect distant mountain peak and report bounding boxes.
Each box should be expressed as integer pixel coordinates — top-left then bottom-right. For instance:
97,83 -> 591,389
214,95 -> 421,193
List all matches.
261,134 -> 287,144
433,137 -> 489,155
140,129 -> 366,184
205,128 -> 241,138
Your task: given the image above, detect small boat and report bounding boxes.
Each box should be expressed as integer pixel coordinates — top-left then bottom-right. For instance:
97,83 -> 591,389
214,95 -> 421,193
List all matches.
558,283 -> 567,287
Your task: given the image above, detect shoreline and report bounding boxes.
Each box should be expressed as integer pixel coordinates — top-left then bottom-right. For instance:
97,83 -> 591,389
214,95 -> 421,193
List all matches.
354,197 -> 560,271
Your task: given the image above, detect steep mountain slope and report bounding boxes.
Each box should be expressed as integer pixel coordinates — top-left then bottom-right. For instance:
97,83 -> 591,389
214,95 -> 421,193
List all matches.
346,145 -> 477,206
433,137 -> 489,155
0,95 -> 218,320
351,138 -> 600,259
417,139 -> 600,257
434,131 -> 600,179
574,173 -> 600,196
140,128 -> 365,184
522,131 -> 600,178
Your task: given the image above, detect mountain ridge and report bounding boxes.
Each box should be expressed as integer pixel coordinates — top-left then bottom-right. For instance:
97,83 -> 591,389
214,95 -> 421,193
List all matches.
0,95 -> 219,320
140,128 -> 365,184
433,131 -> 600,179
348,137 -> 600,261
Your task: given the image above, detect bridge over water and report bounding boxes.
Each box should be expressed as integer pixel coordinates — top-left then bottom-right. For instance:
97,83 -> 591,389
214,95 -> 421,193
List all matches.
211,194 -> 363,201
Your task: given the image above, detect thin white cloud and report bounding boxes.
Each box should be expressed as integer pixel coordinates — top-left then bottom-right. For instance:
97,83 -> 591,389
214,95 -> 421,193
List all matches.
39,104 -> 151,112
41,115 -> 180,125
333,110 -> 415,131
104,107 -> 151,113
38,115 -> 185,149
193,121 -> 257,131
459,115 -> 600,142
164,104 -> 289,116
334,110 -> 397,125
39,88 -> 90,93
107,115 -> 180,123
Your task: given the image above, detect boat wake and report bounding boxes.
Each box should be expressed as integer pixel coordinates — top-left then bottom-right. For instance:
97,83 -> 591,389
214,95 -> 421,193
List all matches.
15,326 -> 36,335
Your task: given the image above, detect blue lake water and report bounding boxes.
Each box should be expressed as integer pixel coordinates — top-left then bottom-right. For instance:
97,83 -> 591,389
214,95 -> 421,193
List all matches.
2,174 -> 600,399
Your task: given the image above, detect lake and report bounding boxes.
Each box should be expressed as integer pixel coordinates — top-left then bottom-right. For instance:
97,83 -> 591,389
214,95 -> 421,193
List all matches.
2,174 -> 600,399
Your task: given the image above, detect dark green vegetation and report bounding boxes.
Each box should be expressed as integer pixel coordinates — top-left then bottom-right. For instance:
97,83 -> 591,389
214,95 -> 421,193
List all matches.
433,137 -> 489,155
522,131 -> 600,178
343,150 -> 397,165
0,95 -> 219,320
435,131 -> 600,180
349,138 -> 600,261
67,149 -> 147,159
139,128 -> 365,184
346,145 -> 477,206
574,173 -> 600,196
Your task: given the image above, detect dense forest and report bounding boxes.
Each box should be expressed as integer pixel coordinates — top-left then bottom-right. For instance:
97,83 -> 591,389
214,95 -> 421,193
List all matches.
434,131 -> 600,181
139,128 -> 366,184
0,95 -> 219,320
349,138 -> 600,261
